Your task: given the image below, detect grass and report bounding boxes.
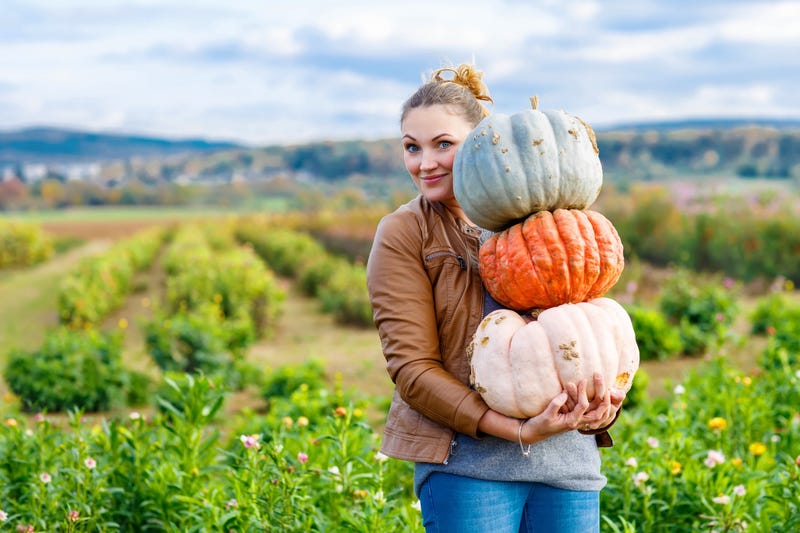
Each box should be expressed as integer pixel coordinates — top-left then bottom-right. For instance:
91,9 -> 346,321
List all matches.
0,200 -> 289,224
0,240 -> 112,402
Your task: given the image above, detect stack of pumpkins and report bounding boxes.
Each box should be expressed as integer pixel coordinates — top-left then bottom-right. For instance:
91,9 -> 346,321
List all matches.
453,97 -> 640,419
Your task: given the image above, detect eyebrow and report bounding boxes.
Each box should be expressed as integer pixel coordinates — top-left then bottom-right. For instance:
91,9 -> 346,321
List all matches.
401,133 -> 452,142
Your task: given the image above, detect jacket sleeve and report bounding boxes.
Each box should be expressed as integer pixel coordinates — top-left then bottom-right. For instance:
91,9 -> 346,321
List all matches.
366,210 -> 489,438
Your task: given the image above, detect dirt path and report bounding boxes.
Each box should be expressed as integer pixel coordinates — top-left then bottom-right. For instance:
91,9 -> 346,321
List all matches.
0,240 -> 112,355
247,280 -> 391,399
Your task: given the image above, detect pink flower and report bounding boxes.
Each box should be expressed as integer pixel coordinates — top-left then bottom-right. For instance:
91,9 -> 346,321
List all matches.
68,510 -> 79,522
705,450 -> 726,468
712,494 -> 731,505
239,434 -> 260,449
84,457 -> 97,469
39,472 -> 52,484
297,452 -> 308,464
723,277 -> 735,289
647,437 -> 660,449
625,457 -> 638,468
225,498 -> 238,509
633,471 -> 649,487
0,510 -> 7,522
733,485 -> 746,497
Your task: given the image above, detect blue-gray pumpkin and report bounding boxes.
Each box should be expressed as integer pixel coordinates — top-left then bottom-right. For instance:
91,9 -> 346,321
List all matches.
453,97 -> 603,232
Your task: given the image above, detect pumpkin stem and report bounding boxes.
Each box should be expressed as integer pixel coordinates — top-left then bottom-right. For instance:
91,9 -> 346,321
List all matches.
529,95 -> 539,110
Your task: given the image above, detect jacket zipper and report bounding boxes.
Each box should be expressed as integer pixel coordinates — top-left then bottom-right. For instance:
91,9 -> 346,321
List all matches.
442,438 -> 458,465
425,251 -> 467,270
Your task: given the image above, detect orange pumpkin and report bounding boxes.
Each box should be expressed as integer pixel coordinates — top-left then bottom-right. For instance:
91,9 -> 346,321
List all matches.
480,209 -> 624,311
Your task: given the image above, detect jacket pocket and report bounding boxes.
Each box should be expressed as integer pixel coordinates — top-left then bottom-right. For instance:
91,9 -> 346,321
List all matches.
424,249 -> 467,271
423,246 -> 468,351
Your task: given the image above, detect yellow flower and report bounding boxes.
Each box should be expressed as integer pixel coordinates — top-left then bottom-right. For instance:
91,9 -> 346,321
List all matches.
118,318 -> 128,329
4,418 -> 17,427
282,416 -> 293,429
670,460 -> 682,475
742,376 -> 752,386
731,457 -> 743,467
749,442 -> 767,456
708,417 -> 727,431
297,416 -> 309,427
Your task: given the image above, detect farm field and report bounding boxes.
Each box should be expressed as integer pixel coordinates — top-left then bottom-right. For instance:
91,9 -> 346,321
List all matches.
0,202 -> 799,531
0,209 -> 763,405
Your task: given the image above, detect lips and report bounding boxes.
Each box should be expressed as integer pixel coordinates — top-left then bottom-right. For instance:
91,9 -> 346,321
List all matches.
420,173 -> 446,184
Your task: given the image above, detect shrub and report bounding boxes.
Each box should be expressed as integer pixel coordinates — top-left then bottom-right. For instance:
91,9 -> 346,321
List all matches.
750,290 -> 800,335
317,262 -> 373,327
658,271 -> 738,356
0,220 -> 53,269
627,305 -> 683,361
145,304 -> 236,376
4,327 -> 128,412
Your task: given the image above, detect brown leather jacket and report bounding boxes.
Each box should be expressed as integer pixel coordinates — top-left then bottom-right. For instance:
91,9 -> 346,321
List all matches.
366,195 -> 615,464
366,195 -> 489,464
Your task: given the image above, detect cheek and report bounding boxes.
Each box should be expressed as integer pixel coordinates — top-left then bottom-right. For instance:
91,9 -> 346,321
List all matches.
442,151 -> 457,170
403,153 -> 419,175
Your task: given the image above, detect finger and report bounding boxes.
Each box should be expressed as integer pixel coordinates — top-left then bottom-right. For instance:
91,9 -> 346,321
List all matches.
610,388 -> 626,407
593,373 -> 606,402
564,383 -> 578,411
575,379 -> 589,407
546,391 -> 569,414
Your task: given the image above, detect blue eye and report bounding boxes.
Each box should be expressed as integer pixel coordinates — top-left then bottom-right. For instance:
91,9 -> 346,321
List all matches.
405,144 -> 420,153
439,141 -> 453,149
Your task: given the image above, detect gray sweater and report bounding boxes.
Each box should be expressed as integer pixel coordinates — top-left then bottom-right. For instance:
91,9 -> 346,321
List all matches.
413,264 -> 607,496
413,428 -> 606,496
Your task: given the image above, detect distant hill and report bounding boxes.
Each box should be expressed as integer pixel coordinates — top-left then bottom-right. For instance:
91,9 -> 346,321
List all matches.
2,119 -> 799,184
596,117 -> 800,133
0,127 -> 242,165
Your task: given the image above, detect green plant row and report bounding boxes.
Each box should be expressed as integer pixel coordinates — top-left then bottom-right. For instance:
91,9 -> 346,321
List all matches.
236,223 -> 373,327
3,327 -> 144,413
601,351 -> 800,531
57,227 -> 165,327
0,371 -> 420,532
1,330 -> 798,531
145,223 -> 285,386
603,185 -> 800,283
625,269 -> 740,361
0,219 -> 54,269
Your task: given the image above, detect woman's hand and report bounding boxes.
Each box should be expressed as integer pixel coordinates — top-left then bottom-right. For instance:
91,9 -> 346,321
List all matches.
519,379 -> 591,444
519,375 -> 626,444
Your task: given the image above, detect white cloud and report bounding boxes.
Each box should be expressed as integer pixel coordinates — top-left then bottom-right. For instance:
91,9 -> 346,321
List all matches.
0,0 -> 798,144
719,1 -> 800,45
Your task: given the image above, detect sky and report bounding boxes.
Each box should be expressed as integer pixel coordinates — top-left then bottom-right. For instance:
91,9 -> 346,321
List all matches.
1,0 -> 799,146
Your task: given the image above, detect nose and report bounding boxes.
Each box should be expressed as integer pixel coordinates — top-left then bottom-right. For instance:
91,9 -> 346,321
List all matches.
420,152 -> 438,172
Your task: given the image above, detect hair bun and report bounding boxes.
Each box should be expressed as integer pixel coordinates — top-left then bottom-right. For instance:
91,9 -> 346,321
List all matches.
431,64 -> 493,104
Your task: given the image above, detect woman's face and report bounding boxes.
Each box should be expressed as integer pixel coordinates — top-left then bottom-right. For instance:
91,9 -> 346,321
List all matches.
401,104 -> 474,212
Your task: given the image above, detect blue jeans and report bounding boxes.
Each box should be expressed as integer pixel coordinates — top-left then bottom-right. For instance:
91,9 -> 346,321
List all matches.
419,472 -> 599,533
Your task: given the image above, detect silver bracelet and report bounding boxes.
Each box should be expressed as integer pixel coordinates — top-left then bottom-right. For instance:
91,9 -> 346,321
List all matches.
518,419 -> 531,457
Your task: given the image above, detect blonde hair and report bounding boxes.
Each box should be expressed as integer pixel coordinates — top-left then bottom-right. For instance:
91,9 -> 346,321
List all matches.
401,63 -> 493,127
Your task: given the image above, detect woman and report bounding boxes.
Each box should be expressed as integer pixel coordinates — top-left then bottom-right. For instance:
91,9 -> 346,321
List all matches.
366,64 -> 625,532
